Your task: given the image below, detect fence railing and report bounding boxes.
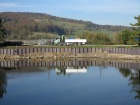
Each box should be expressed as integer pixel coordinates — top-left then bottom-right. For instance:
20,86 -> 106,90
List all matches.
0,47 -> 140,55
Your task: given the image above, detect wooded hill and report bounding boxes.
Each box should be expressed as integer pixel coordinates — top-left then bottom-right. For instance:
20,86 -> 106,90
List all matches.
0,12 -> 131,39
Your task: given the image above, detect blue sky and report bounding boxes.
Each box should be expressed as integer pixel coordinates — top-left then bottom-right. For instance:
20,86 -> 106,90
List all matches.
0,0 -> 140,26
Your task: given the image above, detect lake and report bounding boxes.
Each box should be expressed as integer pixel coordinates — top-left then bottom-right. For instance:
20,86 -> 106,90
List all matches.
0,60 -> 140,105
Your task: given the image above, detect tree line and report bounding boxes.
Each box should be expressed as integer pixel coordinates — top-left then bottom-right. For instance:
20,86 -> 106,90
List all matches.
0,12 -> 74,39
115,15 -> 140,45
0,12 -> 131,39
78,15 -> 140,45
0,12 -> 140,46
85,22 -> 131,32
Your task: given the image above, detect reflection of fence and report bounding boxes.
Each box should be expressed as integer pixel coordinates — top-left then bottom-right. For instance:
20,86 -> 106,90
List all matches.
0,47 -> 140,55
0,60 -> 140,70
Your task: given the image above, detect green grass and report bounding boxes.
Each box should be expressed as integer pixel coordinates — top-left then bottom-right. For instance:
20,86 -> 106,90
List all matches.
1,44 -> 139,49
52,21 -> 85,29
36,18 -> 117,37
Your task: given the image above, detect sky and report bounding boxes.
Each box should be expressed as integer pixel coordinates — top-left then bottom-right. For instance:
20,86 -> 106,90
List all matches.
0,0 -> 140,26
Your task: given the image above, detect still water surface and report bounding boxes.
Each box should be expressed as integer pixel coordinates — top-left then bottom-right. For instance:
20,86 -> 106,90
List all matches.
0,65 -> 140,105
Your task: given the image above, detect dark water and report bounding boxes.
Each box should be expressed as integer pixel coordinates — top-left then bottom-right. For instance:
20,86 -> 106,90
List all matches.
0,64 -> 140,105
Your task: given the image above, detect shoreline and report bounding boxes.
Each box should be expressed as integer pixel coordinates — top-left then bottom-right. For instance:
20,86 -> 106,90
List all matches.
1,51 -> 140,62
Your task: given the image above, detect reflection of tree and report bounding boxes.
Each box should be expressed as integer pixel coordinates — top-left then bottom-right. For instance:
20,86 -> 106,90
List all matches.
118,68 -> 132,77
56,66 -> 67,75
129,71 -> 140,99
118,68 -> 140,100
0,71 -> 7,99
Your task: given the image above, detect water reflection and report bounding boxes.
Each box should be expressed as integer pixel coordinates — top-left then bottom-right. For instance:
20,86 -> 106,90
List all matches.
0,59 -> 140,104
118,68 -> 140,100
0,70 -> 7,99
56,66 -> 87,75
1,59 -> 140,69
129,70 -> 140,99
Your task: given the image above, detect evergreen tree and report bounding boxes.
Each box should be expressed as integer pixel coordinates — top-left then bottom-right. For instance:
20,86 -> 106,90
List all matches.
0,18 -> 6,42
130,15 -> 140,46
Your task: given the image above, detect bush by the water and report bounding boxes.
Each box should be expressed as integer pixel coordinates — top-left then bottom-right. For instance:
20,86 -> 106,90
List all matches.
78,32 -> 113,45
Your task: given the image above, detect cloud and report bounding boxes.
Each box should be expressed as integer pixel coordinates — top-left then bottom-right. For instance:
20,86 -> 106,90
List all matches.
0,3 -> 37,8
0,3 -> 16,7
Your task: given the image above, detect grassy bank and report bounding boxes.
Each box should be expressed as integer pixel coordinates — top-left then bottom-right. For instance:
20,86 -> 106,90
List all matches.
0,44 -> 139,49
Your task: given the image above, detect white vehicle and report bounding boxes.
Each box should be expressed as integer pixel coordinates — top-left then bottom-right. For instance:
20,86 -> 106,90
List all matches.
54,35 -> 87,45
65,39 -> 86,45
55,66 -> 87,75
65,67 -> 87,73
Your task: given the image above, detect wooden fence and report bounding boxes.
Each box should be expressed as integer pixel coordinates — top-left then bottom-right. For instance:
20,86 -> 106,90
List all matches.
0,47 -> 140,55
